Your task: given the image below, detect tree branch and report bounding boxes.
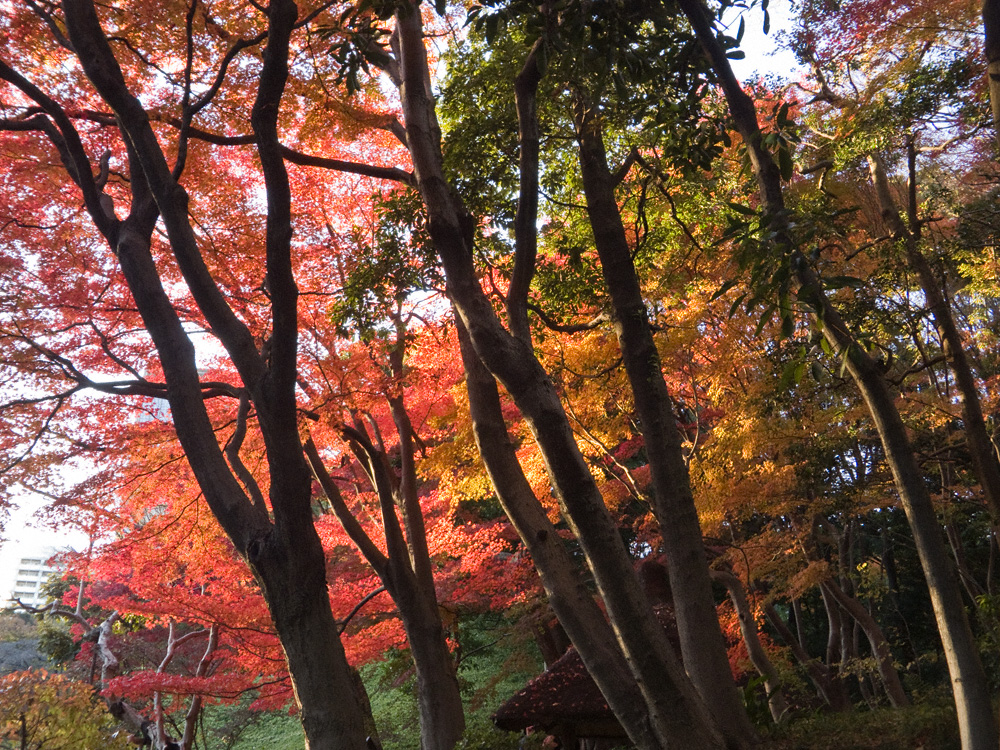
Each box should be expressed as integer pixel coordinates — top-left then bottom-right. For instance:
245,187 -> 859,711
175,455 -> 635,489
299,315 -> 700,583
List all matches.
526,303 -> 608,333
507,38 -> 544,345
304,437 -> 389,574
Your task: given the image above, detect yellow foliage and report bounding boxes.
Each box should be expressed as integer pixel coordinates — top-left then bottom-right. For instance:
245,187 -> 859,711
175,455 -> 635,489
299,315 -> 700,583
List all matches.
0,670 -> 130,750
789,561 -> 832,600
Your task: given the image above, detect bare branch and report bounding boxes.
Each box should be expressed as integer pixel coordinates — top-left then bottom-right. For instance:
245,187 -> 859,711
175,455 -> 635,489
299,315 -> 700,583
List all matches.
526,303 -> 608,333
304,437 -> 389,573
225,395 -> 268,511
338,586 -> 388,634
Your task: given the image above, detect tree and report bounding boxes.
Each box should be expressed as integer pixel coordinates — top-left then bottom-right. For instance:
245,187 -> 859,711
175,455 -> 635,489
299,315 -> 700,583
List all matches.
0,0 -> 413,743
7,0 -> 1000,747
379,3 -> 744,746
0,669 -> 130,750
674,0 -> 999,746
306,246 -> 467,750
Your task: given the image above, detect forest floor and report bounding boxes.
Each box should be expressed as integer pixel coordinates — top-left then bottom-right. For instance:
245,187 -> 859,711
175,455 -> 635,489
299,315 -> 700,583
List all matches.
229,700 -> 964,750
762,700 -> 960,750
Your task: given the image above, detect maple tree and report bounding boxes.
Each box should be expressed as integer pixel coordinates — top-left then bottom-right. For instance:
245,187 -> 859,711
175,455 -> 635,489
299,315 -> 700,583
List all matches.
26,311 -> 520,749
3,0 -> 1000,747
671,0 -> 1000,746
0,0 -> 418,744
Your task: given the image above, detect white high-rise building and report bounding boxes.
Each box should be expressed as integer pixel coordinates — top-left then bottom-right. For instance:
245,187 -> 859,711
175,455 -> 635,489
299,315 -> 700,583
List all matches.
8,551 -> 61,608
0,499 -> 86,610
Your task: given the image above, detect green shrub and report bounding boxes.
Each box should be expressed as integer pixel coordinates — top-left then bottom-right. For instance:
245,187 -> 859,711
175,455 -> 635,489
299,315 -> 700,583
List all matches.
765,701 -> 960,750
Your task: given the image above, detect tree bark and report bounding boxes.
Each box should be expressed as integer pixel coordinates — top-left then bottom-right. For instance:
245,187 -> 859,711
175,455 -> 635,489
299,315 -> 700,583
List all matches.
984,0 -> 1000,151
710,571 -> 788,723
387,326 -> 467,750
392,5 -> 726,748
250,502 -> 370,749
676,0 -> 998,745
573,89 -> 756,749
52,1 -> 372,746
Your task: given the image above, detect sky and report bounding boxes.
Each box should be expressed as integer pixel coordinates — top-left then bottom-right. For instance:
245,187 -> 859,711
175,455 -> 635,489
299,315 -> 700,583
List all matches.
0,0 -> 802,603
727,0 -> 801,82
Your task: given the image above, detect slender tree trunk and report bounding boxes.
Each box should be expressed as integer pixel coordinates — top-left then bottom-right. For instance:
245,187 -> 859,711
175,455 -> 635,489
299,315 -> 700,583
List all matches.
391,571 -> 466,750
711,571 -> 788,723
180,625 -> 218,750
868,149 -> 1000,525
946,523 -> 987,603
306,426 -> 464,750
456,318 -> 721,750
764,602 -> 849,711
387,337 -> 467,750
984,0 -> 1000,151
816,517 -> 907,706
791,599 -> 807,655
573,90 -> 756,749
820,580 -> 910,708
819,585 -> 847,680
852,621 -> 877,708
393,5 -> 726,748
676,1 -> 999,745
811,296 -> 992,740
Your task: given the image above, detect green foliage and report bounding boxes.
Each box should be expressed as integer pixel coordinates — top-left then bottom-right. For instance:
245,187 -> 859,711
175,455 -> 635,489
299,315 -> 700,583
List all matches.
457,614 -> 541,750
358,613 -> 541,750
195,700 -> 264,750
739,675 -> 774,728
0,615 -> 36,643
974,592 -> 1000,689
35,619 -> 77,665
330,190 -> 443,340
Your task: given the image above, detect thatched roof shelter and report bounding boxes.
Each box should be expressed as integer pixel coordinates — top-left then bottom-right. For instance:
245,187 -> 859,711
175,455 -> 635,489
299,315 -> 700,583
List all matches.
494,603 -> 679,745
492,646 -> 621,736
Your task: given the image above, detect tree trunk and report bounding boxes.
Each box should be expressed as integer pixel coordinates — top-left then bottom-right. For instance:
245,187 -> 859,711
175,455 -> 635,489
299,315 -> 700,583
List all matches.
945,523 -> 987,603
984,0 -> 1000,151
867,149 -> 1000,525
391,572 -> 466,750
820,580 -> 909,708
180,625 -> 218,750
710,571 -> 788,723
306,426 -> 465,750
812,295 -> 992,741
392,5 -> 726,748
456,317 -> 718,750
816,517 -> 905,706
387,337 -> 467,750
30,1 -> 376,748
251,508 -> 371,750
818,584 -> 848,685
675,1 -> 999,745
573,90 -> 756,749
764,602 -> 850,711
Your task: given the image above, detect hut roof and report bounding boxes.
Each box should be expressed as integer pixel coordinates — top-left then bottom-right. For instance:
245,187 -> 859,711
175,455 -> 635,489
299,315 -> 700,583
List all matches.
493,606 -> 678,734
492,646 -> 611,732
